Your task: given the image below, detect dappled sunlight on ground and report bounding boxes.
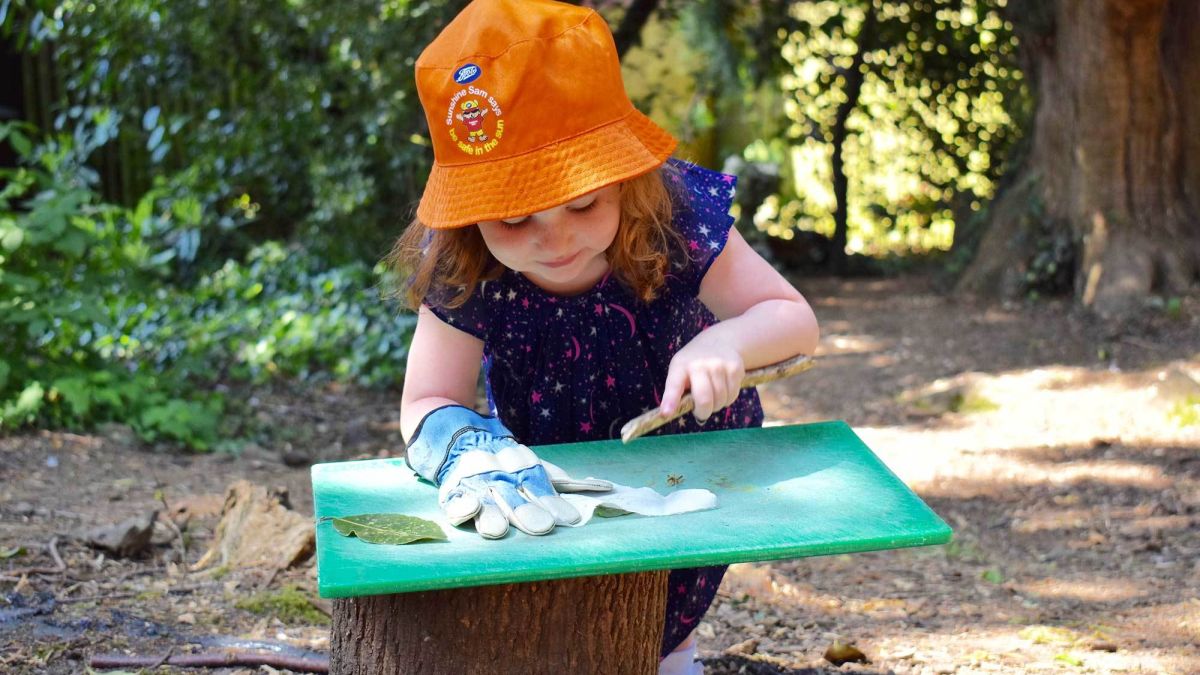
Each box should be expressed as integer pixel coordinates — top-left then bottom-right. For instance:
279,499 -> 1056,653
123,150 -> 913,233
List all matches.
4,275 -> 1197,674
711,276 -> 1200,673
1014,575 -> 1149,603
816,334 -> 892,356
760,357 -> 1200,489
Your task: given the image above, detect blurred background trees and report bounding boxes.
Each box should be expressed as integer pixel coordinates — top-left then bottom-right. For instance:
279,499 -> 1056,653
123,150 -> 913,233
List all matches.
956,0 -> 1200,317
1,0 -> 1196,447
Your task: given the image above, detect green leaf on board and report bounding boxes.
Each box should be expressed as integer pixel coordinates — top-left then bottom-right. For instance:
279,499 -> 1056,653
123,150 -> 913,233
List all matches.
0,546 -> 26,559
324,513 -> 446,545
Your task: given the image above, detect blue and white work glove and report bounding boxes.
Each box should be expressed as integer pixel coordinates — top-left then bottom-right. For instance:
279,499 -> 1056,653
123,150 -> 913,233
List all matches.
405,405 -> 612,539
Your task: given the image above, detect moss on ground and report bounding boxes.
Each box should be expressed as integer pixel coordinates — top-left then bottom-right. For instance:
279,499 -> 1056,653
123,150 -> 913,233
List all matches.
234,584 -> 329,625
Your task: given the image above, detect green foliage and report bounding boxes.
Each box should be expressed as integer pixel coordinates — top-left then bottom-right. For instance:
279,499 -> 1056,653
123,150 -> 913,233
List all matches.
1054,653 -> 1084,668
979,567 -> 1004,584
950,392 -> 1000,414
634,0 -> 1029,257
0,121 -> 415,450
1169,396 -> 1200,428
1165,297 -> 1183,320
3,0 -> 467,270
771,0 -> 1028,255
162,241 -> 415,388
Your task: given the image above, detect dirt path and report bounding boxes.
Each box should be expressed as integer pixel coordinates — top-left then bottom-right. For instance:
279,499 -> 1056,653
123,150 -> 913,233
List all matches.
2,275 -> 1198,674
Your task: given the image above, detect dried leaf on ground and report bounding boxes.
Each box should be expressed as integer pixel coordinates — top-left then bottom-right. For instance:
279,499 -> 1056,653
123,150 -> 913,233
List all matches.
824,640 -> 868,666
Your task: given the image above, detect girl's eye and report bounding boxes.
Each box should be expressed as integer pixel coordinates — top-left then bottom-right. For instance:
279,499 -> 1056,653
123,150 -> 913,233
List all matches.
500,217 -> 529,230
568,199 -> 598,214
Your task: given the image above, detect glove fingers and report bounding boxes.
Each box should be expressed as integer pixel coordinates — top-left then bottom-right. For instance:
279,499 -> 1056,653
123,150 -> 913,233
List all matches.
551,476 -> 615,493
474,497 -> 510,539
490,482 -> 555,536
531,493 -> 582,526
516,467 -> 583,526
538,460 -> 614,493
443,490 -> 482,527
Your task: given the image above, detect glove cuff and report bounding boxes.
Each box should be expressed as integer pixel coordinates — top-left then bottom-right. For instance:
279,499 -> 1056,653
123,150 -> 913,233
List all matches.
405,404 -> 515,484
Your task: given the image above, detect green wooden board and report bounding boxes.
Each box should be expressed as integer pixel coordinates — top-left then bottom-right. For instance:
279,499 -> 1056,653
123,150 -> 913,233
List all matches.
312,421 -> 952,598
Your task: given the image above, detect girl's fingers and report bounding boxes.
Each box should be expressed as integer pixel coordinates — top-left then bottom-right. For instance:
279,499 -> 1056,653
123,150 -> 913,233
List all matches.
722,361 -> 744,409
660,362 -> 688,416
664,355 -> 745,420
700,361 -> 742,420
690,364 -> 717,421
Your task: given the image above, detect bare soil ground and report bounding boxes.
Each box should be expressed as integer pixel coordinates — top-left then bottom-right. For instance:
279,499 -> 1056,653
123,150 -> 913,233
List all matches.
2,274 -> 1198,674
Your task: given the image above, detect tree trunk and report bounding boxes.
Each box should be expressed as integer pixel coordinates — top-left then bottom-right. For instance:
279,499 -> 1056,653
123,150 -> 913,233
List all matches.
329,570 -> 669,675
958,0 -> 1200,317
829,3 -> 877,275
612,0 -> 661,60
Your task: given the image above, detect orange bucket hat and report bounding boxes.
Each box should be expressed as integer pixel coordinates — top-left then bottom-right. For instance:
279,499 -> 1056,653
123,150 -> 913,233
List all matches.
414,0 -> 678,229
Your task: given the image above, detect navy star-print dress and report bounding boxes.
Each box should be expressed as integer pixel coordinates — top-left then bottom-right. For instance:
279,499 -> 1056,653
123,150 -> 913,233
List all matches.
426,159 -> 764,657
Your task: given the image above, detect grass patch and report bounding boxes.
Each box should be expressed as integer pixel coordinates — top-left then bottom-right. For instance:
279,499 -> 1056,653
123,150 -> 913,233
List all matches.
942,538 -> 988,564
1018,625 -> 1080,646
950,392 -> 1001,414
1054,652 -> 1084,667
234,584 -> 329,625
1168,395 -> 1200,428
980,568 -> 1005,584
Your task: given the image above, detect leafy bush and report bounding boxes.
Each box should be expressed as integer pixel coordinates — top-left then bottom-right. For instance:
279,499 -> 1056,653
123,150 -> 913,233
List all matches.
0,121 -> 415,450
4,0 -> 466,270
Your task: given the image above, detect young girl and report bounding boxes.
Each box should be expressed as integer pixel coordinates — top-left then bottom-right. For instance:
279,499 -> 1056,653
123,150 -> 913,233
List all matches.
387,1 -> 819,672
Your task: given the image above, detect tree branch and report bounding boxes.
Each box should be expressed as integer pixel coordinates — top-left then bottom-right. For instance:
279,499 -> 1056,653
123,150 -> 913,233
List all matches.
90,652 -> 329,673
613,0 -> 661,59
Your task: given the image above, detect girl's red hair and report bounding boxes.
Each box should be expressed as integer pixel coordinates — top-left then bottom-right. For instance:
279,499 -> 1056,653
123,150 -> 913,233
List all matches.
385,165 -> 686,310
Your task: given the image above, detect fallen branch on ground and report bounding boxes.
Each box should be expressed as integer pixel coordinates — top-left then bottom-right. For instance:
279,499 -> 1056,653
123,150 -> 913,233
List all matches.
89,651 -> 329,673
2,536 -> 69,580
47,536 -> 65,571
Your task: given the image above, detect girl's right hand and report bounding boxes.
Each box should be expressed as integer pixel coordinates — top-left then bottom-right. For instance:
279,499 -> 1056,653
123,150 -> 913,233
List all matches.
659,338 -> 746,422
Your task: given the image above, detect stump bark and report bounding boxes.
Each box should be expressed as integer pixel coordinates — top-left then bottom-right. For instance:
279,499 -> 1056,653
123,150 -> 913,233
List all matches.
330,570 -> 669,675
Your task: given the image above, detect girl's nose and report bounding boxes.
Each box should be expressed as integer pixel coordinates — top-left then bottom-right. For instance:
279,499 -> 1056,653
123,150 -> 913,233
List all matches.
534,216 -> 572,250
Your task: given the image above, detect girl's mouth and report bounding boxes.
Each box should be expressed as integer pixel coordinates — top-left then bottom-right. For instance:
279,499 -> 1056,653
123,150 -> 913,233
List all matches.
541,252 -> 579,268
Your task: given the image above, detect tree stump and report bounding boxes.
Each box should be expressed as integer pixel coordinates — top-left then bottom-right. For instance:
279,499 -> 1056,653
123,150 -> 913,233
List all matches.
330,570 -> 669,675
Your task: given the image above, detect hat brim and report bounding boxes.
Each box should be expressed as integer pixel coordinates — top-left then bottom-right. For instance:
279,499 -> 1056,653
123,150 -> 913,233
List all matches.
417,108 -> 677,229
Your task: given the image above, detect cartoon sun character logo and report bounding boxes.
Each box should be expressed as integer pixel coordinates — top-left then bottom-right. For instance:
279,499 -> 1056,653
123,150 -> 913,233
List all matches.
456,99 -> 489,143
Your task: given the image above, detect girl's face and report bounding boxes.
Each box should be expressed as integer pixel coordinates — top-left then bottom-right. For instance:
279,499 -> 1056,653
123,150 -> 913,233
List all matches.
477,184 -> 621,295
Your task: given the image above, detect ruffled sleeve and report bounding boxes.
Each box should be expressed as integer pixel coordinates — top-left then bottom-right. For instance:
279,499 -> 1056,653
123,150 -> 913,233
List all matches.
423,279 -> 498,341
666,159 -> 739,295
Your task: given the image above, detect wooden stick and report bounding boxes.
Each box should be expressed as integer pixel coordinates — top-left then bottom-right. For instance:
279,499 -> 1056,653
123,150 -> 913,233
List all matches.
47,536 -> 65,572
620,354 -> 816,443
89,651 -> 329,673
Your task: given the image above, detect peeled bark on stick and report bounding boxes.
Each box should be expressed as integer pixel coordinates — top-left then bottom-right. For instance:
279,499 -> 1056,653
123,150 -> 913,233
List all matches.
959,0 -> 1200,317
330,570 -> 669,675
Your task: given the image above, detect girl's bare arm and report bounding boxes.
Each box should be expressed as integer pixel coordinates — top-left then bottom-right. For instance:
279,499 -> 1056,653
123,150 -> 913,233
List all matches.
400,305 -> 485,442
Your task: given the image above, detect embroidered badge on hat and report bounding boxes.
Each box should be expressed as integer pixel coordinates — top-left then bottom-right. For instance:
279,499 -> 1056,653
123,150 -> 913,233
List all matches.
446,78 -> 506,156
